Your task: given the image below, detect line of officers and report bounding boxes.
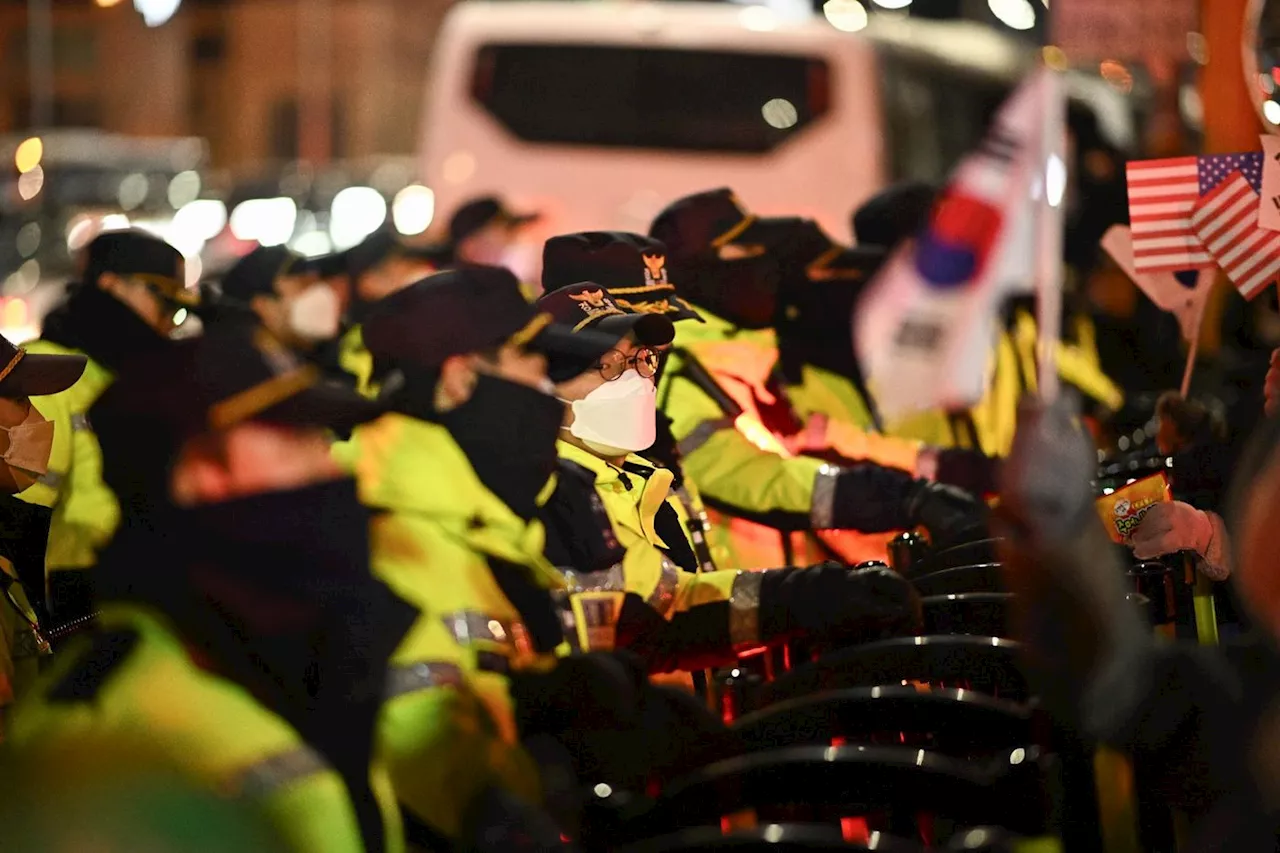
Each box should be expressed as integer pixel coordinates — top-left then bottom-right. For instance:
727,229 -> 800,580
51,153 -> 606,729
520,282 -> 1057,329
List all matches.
0,186 -> 1122,851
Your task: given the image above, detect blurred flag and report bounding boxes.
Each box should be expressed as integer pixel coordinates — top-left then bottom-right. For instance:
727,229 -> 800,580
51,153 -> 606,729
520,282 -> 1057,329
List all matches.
1125,152 -> 1262,273
856,68 -> 1058,419
1189,171 -> 1280,300
1100,224 -> 1215,342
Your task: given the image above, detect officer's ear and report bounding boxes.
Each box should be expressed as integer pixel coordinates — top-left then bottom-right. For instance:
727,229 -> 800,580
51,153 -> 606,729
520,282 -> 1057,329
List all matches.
435,354 -> 478,413
97,271 -> 129,296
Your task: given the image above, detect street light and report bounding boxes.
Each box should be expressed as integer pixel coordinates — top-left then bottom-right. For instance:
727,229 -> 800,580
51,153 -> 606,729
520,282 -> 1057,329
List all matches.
133,0 -> 181,27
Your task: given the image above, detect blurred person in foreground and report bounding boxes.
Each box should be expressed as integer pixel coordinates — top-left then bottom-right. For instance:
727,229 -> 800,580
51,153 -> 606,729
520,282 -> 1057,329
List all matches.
303,230 -> 440,397
5,324 -> 414,853
995,398 -> 1280,850
342,266 -> 732,844
536,279 -> 921,679
21,229 -> 194,624
447,195 -> 543,288
0,334 -> 86,734
0,736 -> 289,852
207,246 -> 351,387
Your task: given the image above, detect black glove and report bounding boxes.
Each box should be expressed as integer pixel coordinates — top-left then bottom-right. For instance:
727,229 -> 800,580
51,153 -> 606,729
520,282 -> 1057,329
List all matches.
934,447 -> 1002,497
907,481 -> 989,549
508,652 -> 645,739
557,683 -> 740,794
759,562 -> 922,644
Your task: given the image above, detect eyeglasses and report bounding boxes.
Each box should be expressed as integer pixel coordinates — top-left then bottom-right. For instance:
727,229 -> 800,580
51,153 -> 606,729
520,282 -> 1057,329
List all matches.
594,347 -> 660,381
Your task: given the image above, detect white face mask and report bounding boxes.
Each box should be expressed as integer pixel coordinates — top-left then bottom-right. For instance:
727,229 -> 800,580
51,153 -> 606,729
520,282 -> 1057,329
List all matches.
287,283 -> 341,342
563,369 -> 657,457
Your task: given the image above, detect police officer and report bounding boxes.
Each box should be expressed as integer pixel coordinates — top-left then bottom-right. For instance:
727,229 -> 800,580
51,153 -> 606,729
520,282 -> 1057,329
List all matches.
21,229 -> 194,623
344,267 -> 720,843
303,229 -> 441,397
446,196 -> 542,286
536,280 -> 921,676
541,230 -> 989,571
0,333 -> 85,731
206,246 -> 352,387
7,323 -> 412,853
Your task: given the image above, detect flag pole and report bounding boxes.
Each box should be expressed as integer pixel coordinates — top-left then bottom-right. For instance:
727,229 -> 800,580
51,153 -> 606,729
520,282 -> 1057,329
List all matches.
1179,321 -> 1201,398
1035,64 -> 1065,401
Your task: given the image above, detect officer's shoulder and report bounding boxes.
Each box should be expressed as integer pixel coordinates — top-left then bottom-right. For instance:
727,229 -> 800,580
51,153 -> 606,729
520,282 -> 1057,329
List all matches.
554,458 -> 597,490
44,628 -> 142,703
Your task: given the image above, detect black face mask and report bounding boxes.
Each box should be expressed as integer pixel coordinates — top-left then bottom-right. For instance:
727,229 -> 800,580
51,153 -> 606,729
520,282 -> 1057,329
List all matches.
435,373 -> 565,522
676,256 -> 781,330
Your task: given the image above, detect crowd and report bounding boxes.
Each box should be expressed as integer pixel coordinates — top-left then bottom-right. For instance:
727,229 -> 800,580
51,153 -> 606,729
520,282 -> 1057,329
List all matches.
0,182 -> 1276,852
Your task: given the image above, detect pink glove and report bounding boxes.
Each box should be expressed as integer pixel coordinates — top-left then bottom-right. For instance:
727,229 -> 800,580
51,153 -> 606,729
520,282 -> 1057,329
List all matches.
1130,501 -> 1231,580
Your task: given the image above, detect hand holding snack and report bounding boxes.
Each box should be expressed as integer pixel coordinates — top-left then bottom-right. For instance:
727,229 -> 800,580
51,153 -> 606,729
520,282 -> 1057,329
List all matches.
1094,473 -> 1170,545
1130,501 -> 1231,581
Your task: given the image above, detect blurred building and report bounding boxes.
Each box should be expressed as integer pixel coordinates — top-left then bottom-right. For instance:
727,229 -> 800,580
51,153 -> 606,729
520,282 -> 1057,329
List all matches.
0,0 -> 450,168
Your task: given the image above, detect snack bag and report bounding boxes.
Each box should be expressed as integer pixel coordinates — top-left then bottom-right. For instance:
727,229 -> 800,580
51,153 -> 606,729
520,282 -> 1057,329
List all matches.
1095,473 -> 1171,544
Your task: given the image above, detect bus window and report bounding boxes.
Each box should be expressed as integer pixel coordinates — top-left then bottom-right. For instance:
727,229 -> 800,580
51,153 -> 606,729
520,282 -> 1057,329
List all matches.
470,43 -> 831,153
877,50 -> 1011,183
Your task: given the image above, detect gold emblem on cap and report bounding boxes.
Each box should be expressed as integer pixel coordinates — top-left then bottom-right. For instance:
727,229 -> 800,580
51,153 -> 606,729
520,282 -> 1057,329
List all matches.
569,288 -> 610,310
568,288 -> 625,330
641,253 -> 669,287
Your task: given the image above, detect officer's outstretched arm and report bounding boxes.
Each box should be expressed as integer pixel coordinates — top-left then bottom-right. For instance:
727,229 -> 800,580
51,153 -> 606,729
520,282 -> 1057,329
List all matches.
595,540 -> 919,673
667,370 -> 986,543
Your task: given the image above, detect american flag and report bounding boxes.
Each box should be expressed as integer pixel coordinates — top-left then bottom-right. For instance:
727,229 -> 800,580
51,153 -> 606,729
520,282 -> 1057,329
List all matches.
1190,171 -> 1280,300
1126,152 -> 1264,273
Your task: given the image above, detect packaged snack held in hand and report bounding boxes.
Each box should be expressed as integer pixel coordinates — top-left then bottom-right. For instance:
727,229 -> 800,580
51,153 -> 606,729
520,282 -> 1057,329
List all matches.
1095,473 -> 1170,544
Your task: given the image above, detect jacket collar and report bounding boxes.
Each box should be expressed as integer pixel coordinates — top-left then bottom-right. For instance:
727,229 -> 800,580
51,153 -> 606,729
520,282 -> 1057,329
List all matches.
556,440 -> 673,548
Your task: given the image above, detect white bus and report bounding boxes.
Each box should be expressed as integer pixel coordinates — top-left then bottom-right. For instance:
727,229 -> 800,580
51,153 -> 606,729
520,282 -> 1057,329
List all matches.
418,1 -> 1135,244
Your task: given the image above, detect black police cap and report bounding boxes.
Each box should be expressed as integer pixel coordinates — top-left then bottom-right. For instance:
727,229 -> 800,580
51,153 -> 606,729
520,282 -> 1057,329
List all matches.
852,182 -> 937,251
362,265 -> 612,374
536,282 -> 675,383
81,229 -> 194,305
448,196 -> 540,245
296,228 -> 443,282
91,323 -> 382,502
217,246 -> 302,305
648,189 -> 755,263
0,335 -> 85,398
541,231 -> 701,323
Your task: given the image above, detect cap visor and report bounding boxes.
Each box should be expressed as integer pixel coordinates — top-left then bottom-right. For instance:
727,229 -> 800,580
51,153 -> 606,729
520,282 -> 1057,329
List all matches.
528,322 -> 617,362
2,353 -> 89,397
258,380 -> 385,433
501,210 -> 542,229
593,313 -> 675,348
